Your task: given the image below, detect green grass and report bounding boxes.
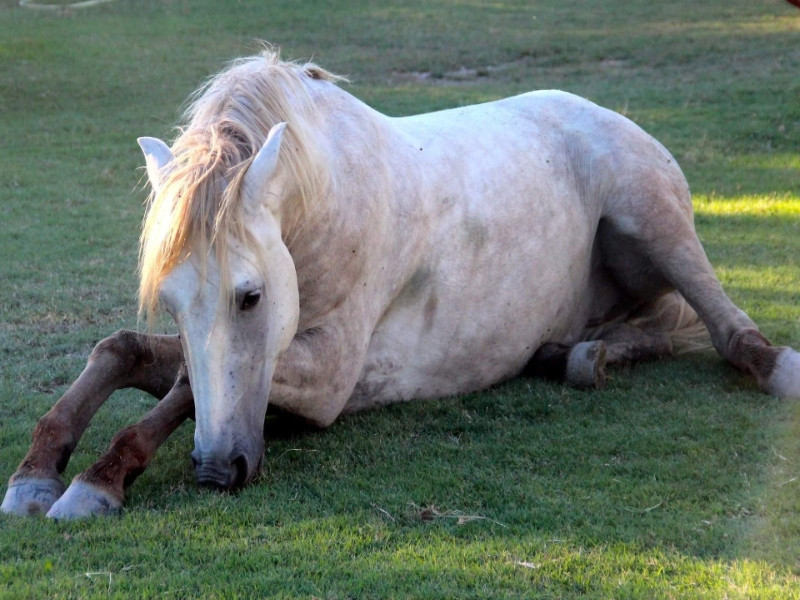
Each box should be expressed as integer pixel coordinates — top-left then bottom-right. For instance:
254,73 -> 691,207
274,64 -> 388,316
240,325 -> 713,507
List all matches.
1,0 -> 800,597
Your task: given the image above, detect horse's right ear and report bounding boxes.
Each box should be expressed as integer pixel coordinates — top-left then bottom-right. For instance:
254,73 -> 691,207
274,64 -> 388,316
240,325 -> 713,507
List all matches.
242,122 -> 288,213
137,137 -> 174,192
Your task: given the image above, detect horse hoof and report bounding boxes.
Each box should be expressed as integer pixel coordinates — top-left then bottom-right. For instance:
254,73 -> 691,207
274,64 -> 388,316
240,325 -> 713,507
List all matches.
46,480 -> 121,520
566,341 -> 607,389
1,477 -> 66,516
764,348 -> 800,400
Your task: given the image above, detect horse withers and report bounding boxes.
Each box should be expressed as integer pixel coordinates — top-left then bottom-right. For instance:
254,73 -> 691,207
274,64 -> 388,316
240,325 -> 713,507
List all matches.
3,50 -> 799,519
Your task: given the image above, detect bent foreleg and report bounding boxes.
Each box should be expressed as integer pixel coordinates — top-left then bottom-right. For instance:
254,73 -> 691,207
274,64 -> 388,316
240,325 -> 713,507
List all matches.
2,331 -> 182,516
46,366 -> 193,520
270,323 -> 368,428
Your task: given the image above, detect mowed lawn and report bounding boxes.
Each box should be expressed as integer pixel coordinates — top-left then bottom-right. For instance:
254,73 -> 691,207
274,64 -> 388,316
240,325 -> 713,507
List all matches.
1,0 -> 799,598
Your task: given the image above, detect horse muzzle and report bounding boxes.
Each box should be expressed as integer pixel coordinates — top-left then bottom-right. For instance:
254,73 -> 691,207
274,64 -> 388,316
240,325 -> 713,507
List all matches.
190,449 -> 252,491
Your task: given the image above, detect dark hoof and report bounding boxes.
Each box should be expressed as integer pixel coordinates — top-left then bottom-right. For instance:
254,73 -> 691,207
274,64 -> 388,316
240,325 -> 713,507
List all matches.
566,341 -> 607,389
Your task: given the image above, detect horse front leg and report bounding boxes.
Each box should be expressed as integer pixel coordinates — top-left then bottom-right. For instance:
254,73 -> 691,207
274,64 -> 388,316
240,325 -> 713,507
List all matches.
1,331 -> 183,516
46,366 -> 193,520
270,323 -> 368,428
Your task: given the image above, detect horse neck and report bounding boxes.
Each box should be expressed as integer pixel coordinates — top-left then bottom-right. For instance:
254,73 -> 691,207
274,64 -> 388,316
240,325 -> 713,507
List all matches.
279,86 -> 421,327
283,81 -> 399,244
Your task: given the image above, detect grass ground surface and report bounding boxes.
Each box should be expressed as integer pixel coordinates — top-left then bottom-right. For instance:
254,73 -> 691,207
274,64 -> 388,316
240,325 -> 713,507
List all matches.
1,0 -> 799,597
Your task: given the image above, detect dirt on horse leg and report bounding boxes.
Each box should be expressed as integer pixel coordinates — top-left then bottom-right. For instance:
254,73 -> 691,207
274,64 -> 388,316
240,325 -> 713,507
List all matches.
592,322 -> 675,365
47,367 -> 193,520
726,329 -> 800,399
1,331 -> 183,516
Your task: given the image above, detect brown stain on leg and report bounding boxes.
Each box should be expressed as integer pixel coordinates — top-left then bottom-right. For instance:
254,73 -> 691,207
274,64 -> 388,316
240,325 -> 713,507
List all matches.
8,331 -> 183,484
76,369 -> 194,502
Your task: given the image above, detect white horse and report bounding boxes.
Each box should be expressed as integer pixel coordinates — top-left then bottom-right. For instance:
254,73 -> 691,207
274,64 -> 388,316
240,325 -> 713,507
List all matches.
3,50 -> 799,519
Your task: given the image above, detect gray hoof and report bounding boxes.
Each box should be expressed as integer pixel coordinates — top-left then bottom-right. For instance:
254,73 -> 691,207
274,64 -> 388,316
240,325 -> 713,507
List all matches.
764,348 -> 800,400
566,341 -> 607,389
46,480 -> 121,520
1,477 -> 66,516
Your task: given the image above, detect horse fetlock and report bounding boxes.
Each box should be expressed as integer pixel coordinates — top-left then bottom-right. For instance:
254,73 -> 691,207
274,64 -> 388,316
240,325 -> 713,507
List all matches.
726,328 -> 773,375
45,479 -> 122,520
566,341 -> 607,389
29,417 -> 77,474
1,476 -> 66,516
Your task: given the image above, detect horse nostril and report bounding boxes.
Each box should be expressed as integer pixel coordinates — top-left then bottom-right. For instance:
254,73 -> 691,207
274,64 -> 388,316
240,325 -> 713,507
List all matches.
230,453 -> 249,489
192,451 -> 249,491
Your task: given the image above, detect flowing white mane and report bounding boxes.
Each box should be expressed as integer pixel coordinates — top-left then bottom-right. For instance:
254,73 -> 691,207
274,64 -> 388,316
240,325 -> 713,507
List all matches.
138,49 -> 340,318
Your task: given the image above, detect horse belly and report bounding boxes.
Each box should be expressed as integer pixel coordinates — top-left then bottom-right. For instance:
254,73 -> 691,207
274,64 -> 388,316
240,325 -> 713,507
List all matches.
347,180 -> 597,411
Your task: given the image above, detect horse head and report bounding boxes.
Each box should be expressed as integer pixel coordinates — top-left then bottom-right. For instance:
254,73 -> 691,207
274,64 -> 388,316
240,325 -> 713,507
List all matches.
138,123 -> 299,490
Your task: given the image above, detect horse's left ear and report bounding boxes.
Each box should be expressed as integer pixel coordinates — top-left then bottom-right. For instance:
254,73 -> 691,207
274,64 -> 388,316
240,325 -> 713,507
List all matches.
137,137 -> 174,192
242,122 -> 288,212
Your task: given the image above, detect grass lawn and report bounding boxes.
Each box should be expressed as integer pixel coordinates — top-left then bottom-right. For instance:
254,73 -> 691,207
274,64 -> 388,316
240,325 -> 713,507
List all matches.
1,0 -> 799,597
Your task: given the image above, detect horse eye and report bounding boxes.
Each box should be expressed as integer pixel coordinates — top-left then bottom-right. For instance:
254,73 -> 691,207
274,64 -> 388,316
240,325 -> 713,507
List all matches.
239,290 -> 261,311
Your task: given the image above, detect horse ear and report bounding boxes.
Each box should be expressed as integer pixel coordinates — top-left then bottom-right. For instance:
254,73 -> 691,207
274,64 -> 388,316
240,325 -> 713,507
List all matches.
242,122 -> 288,211
137,137 -> 174,192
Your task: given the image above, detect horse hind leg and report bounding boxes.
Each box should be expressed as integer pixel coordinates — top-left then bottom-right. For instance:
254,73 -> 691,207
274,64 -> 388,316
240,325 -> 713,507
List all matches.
1,331 -> 183,517
727,330 -> 800,398
589,290 -> 710,360
600,176 -> 800,399
522,315 -> 678,390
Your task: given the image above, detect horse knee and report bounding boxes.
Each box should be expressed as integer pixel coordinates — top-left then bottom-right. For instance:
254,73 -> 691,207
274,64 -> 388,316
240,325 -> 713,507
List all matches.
88,330 -> 148,377
89,331 -> 181,396
89,330 -> 148,375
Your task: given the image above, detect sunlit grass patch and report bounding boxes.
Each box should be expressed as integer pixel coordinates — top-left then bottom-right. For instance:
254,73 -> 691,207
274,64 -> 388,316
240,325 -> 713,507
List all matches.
694,193 -> 800,217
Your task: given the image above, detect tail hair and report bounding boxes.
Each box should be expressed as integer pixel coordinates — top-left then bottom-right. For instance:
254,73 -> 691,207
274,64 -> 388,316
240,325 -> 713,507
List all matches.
629,291 -> 711,355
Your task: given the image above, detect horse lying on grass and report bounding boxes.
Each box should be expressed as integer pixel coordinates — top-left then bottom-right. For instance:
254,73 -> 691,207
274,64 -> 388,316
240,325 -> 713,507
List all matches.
3,50 -> 799,519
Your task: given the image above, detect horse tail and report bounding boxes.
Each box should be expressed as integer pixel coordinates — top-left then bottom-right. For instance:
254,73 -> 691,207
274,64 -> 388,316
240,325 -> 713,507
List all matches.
629,290 -> 711,355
